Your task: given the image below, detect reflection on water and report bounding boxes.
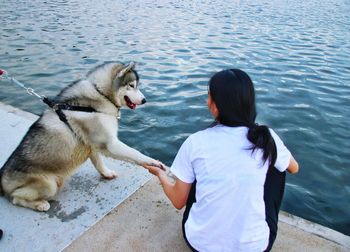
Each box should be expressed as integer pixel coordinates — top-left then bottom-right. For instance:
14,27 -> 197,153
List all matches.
1,0 -> 350,235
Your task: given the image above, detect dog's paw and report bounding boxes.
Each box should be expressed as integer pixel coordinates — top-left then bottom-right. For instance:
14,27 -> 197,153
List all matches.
35,200 -> 50,212
102,169 -> 118,180
149,160 -> 167,171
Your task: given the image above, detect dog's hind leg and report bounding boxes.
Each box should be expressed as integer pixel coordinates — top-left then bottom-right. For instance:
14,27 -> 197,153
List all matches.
12,196 -> 50,212
10,176 -> 58,212
11,187 -> 50,211
90,151 -> 117,179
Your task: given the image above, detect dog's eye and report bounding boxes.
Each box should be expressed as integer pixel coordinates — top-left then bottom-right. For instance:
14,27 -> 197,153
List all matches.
129,83 -> 135,88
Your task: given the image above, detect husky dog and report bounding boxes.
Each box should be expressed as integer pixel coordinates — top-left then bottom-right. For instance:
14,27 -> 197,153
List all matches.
0,62 -> 162,211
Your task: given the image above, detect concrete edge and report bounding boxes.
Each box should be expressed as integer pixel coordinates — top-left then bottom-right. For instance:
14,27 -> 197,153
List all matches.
0,102 -> 38,121
279,211 -> 350,248
60,177 -> 153,252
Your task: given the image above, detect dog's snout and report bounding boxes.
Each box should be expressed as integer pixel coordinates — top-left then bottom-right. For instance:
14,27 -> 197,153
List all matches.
141,98 -> 147,104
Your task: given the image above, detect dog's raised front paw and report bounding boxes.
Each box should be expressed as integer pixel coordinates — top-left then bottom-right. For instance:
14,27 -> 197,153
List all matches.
149,160 -> 166,171
35,200 -> 50,212
102,169 -> 118,180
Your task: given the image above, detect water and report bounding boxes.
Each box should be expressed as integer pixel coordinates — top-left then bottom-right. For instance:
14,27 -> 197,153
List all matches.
1,0 -> 349,235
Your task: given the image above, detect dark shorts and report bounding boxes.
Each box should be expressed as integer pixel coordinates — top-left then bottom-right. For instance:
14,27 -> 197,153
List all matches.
263,167 -> 286,251
182,181 -> 198,252
182,168 -> 286,252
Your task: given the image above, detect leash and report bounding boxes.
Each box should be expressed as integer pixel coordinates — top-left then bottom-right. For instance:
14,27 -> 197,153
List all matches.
0,69 -> 97,132
0,69 -> 45,100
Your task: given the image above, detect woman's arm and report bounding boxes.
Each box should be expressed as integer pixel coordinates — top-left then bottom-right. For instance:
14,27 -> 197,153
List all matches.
143,164 -> 192,210
287,155 -> 299,174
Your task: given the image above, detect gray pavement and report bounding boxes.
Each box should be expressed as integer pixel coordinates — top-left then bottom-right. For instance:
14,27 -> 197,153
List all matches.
65,177 -> 350,252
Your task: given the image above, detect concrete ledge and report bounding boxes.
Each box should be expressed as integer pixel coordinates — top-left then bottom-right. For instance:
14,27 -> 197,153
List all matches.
65,178 -> 189,252
66,177 -> 350,252
0,102 -> 38,121
279,211 -> 350,249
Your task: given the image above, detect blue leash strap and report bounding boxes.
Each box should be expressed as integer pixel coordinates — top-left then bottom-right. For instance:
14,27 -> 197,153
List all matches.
0,69 -> 96,133
0,69 -> 45,100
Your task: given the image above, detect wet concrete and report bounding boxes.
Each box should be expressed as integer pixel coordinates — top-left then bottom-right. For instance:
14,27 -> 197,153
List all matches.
46,200 -> 87,223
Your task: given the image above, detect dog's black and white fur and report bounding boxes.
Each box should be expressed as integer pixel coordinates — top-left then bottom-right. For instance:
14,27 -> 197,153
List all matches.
0,62 -> 162,211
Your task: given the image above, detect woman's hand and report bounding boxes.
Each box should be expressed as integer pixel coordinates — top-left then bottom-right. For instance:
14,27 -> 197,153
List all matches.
143,163 -> 191,210
143,163 -> 168,178
287,155 -> 299,174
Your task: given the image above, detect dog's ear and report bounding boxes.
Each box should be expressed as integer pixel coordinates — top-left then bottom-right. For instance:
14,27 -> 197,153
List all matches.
116,62 -> 136,78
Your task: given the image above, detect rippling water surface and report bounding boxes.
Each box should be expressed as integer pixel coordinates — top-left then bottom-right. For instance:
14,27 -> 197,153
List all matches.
1,0 -> 349,235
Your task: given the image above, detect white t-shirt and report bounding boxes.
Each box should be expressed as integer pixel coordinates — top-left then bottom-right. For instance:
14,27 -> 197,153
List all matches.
170,125 -> 291,252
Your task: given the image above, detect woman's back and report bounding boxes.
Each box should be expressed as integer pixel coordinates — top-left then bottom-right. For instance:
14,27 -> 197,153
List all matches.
144,68 -> 298,252
172,125 -> 270,251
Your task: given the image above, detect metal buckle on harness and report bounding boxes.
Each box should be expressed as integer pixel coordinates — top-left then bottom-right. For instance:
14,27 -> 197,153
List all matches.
52,104 -> 59,111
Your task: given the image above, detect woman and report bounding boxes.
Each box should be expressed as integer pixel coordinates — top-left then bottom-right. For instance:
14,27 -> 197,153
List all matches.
144,69 -> 299,251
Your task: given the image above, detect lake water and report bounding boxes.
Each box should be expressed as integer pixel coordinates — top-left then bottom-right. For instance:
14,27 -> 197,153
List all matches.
1,0 -> 349,235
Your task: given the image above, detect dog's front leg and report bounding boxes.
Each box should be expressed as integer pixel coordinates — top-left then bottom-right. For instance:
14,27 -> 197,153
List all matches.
104,139 -> 157,166
90,151 -> 117,179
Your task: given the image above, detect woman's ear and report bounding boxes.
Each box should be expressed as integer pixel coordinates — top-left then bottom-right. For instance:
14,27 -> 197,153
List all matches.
207,93 -> 219,118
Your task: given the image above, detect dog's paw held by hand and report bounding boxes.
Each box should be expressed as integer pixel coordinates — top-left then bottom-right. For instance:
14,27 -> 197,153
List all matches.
149,160 -> 167,171
102,169 -> 118,180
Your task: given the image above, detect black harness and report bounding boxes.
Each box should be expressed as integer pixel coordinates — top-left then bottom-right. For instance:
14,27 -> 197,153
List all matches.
42,97 -> 97,132
42,85 -> 119,133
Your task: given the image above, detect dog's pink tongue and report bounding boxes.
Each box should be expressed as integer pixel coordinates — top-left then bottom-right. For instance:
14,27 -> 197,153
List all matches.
127,100 -> 136,109
125,96 -> 137,109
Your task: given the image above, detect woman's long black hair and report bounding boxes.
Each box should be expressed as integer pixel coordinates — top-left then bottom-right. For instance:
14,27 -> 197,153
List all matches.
209,69 -> 276,166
